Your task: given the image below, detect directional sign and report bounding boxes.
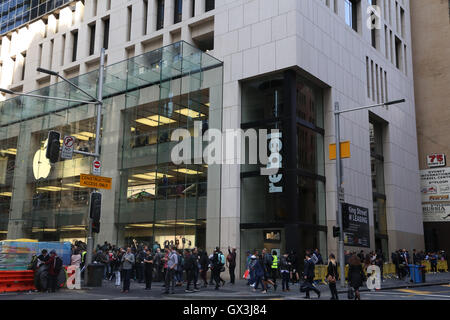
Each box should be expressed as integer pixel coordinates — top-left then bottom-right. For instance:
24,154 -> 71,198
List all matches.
61,135 -> 75,159
329,141 -> 351,160
80,174 -> 112,190
92,160 -> 101,175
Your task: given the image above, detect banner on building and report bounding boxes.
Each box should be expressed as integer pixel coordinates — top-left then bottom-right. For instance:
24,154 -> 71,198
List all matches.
420,168 -> 450,202
342,203 -> 370,248
422,203 -> 450,222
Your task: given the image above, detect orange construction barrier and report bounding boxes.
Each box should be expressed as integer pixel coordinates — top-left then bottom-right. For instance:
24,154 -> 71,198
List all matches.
0,270 -> 36,293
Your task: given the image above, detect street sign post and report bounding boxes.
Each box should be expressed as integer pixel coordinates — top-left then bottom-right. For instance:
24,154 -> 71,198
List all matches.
61,135 -> 75,159
92,160 -> 101,175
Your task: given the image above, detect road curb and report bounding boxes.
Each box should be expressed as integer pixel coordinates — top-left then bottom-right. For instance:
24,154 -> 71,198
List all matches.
336,281 -> 450,294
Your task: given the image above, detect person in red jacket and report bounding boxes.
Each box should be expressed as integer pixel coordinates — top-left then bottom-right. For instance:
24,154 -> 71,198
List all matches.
45,250 -> 62,293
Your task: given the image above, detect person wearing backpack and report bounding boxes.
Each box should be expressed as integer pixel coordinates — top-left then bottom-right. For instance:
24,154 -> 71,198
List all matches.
44,250 -> 63,293
217,248 -> 226,286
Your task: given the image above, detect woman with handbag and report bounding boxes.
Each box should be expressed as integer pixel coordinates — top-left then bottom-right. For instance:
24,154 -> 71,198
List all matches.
348,254 -> 367,300
326,253 -> 339,300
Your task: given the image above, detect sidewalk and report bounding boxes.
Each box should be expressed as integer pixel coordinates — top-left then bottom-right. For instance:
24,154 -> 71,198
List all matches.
75,272 -> 450,300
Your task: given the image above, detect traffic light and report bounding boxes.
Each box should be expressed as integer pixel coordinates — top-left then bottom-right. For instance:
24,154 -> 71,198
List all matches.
92,221 -> 100,233
45,131 -> 61,163
333,226 -> 340,238
342,203 -> 350,229
89,192 -> 102,222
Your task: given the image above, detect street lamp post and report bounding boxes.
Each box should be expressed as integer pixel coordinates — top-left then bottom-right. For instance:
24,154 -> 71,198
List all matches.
334,98 -> 405,288
0,48 -> 106,286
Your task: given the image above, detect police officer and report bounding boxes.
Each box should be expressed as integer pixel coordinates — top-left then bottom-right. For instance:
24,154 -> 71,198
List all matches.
271,250 -> 279,290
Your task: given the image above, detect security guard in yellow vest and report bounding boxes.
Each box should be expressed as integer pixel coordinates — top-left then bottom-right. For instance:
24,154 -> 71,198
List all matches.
271,251 -> 279,287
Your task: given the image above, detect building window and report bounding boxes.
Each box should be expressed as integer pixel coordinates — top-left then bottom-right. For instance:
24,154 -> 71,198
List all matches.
369,118 -> 388,256
103,18 -> 110,50
127,6 -> 132,42
72,30 -> 78,62
156,0 -> 165,30
89,23 -> 96,56
143,0 -> 148,35
174,0 -> 182,24
345,0 -> 359,32
205,0 -> 215,12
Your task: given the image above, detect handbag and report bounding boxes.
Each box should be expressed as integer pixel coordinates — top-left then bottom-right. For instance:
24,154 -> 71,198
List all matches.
243,269 -> 250,279
347,287 -> 355,300
327,275 -> 336,283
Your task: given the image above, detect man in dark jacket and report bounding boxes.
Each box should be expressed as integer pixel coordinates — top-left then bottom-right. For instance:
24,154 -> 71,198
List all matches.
143,248 -> 154,290
44,250 -> 62,293
302,253 -> 320,299
184,249 -> 199,292
227,246 -> 237,285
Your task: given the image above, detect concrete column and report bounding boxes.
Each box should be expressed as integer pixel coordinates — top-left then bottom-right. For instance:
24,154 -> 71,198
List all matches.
195,0 -> 205,16
164,0 -> 175,28
183,0 -> 193,20
131,1 -> 145,40
97,96 -> 124,245
147,0 -> 158,34
7,123 -> 32,239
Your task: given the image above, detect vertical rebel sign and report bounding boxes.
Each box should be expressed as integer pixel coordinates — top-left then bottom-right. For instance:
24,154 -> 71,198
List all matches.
342,203 -> 370,248
267,132 -> 283,193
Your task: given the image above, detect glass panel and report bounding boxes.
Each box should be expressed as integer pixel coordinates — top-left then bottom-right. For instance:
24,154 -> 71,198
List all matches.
0,41 -> 222,244
298,177 -> 326,225
297,125 -> 324,176
371,157 -> 385,194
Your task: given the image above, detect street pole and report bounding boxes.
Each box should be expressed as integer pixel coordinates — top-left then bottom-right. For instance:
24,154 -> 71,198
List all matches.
85,48 -> 105,285
335,102 -> 346,288
333,98 -> 405,288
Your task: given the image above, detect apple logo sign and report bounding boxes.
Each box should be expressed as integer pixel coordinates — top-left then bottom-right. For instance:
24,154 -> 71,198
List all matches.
33,141 -> 51,180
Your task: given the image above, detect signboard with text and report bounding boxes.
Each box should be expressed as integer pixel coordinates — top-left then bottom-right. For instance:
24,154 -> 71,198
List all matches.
420,168 -> 450,202
422,203 -> 450,222
80,174 -> 112,190
342,203 -> 370,248
427,154 -> 446,168
61,136 -> 75,160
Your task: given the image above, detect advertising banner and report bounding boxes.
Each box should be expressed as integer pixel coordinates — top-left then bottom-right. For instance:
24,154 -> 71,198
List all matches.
0,241 -> 71,271
342,203 -> 370,248
422,203 -> 450,222
420,168 -> 450,202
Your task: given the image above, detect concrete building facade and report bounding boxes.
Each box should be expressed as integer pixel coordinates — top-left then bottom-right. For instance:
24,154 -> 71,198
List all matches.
0,0 -> 424,276
411,0 -> 450,254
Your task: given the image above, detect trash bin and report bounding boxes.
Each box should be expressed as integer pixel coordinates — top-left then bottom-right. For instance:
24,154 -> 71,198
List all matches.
87,264 -> 104,287
408,264 -> 423,283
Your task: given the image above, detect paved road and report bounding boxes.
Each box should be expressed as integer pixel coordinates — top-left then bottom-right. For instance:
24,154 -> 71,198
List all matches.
1,281 -> 450,300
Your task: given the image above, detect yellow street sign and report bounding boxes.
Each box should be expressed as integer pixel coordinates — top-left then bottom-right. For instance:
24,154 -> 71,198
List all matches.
80,174 -> 112,190
329,141 -> 351,160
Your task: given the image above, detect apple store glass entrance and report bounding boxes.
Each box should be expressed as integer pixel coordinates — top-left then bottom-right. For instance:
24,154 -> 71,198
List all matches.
0,41 -> 223,248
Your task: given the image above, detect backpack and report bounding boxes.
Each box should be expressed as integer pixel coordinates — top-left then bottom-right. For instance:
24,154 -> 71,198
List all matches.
311,254 -> 319,265
54,257 -> 63,274
218,253 -> 225,266
28,255 -> 38,270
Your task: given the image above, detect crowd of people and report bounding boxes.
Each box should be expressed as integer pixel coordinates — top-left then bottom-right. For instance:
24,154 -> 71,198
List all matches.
31,239 -> 448,299
76,241 -> 237,294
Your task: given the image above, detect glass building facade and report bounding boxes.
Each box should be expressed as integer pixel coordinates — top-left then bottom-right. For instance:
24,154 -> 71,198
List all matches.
0,41 -> 223,250
240,70 -> 327,270
0,0 -> 75,35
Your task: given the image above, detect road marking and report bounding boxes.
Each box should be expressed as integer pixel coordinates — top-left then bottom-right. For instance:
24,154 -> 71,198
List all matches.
396,289 -> 432,295
377,291 -> 450,299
